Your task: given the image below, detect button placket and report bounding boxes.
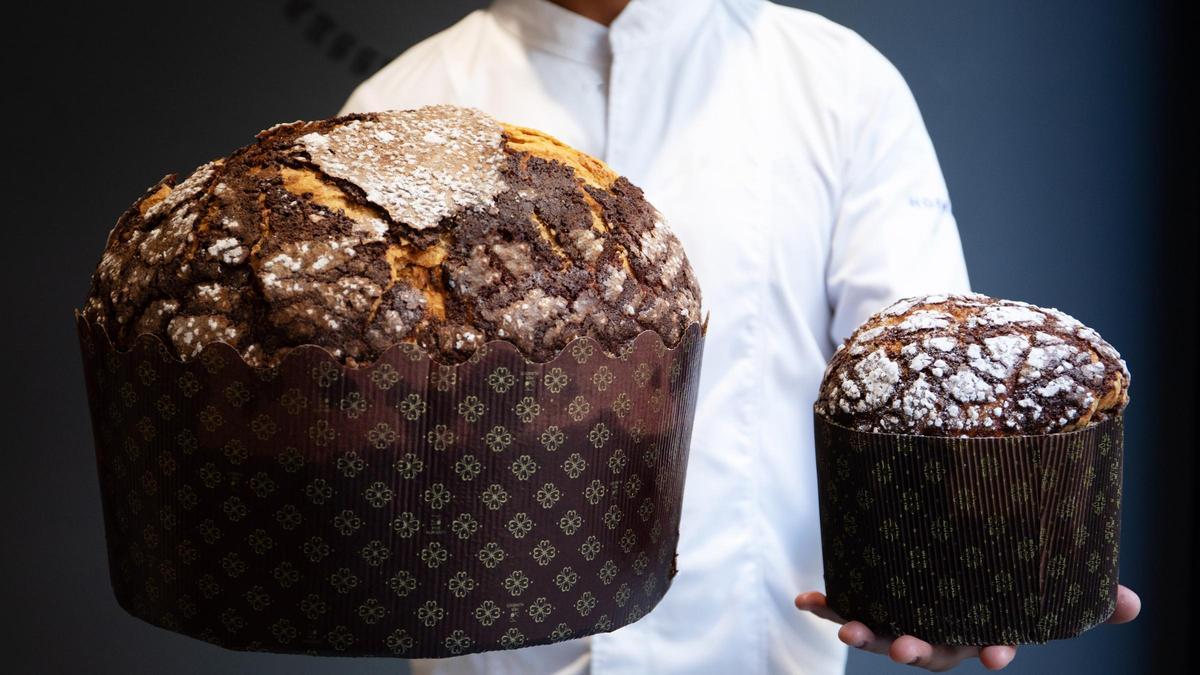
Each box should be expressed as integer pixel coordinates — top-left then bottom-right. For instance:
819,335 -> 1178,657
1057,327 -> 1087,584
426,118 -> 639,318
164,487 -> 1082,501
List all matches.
603,43 -> 622,168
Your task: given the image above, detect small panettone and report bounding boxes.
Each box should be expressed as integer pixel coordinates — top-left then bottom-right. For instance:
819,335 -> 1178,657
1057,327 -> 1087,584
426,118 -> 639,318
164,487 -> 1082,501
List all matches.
83,105 -> 701,366
816,293 -> 1129,436
812,293 -> 1128,644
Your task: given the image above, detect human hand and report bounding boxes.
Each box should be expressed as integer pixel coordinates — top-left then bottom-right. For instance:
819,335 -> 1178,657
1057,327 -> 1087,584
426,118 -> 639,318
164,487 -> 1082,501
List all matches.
794,585 -> 1141,671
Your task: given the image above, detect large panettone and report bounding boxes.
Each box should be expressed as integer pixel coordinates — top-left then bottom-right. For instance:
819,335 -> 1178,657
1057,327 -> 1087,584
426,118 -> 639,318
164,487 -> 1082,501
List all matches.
83,105 -> 701,366
816,293 -> 1129,436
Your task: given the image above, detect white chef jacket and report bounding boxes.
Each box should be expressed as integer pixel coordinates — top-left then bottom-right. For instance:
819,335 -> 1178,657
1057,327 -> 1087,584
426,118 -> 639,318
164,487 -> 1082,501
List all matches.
339,0 -> 970,673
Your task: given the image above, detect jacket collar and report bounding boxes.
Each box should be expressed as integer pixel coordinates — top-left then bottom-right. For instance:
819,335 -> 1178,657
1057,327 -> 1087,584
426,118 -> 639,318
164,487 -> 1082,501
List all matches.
491,0 -> 724,65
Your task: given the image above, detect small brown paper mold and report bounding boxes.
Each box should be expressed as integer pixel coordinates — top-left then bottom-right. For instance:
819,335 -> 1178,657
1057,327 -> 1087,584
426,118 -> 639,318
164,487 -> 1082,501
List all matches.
76,314 -> 704,657
813,412 -> 1123,645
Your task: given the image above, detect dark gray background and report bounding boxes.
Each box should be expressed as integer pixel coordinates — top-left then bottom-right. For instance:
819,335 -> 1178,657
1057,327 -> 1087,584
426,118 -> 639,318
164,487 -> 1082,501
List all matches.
6,1 -> 1194,673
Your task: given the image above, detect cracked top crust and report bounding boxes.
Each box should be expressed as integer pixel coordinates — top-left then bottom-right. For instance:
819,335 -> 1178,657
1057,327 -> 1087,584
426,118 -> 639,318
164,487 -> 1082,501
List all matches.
83,105 -> 702,366
815,293 -> 1130,437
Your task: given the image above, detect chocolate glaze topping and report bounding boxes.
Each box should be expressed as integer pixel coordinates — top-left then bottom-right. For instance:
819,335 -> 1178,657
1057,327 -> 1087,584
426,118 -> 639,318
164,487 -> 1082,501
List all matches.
816,293 -> 1130,437
83,106 -> 702,366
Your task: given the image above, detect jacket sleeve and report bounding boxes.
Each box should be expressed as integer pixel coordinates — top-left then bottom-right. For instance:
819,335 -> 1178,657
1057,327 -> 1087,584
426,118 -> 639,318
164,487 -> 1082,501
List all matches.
338,83 -> 388,116
825,41 -> 970,346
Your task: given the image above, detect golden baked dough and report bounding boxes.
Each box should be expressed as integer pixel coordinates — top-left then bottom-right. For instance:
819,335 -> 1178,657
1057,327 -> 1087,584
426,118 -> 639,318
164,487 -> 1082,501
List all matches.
501,123 -> 619,189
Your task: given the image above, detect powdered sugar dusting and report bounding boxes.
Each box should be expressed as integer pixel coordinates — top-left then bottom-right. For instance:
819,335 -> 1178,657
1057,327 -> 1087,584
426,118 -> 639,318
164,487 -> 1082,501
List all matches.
897,310 -> 951,332
849,348 -> 901,412
926,336 -> 957,352
143,161 -> 217,222
946,368 -> 994,402
975,304 -> 1045,327
983,334 -> 1029,376
207,237 -> 246,264
295,105 -> 507,230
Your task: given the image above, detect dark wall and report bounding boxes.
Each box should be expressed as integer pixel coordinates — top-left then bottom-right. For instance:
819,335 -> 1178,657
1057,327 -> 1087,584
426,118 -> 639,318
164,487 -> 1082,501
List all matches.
5,2 -> 1190,674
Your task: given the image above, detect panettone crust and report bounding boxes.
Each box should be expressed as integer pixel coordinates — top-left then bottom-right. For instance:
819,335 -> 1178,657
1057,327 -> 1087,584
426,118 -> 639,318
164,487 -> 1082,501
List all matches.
83,106 -> 701,366
816,293 -> 1129,436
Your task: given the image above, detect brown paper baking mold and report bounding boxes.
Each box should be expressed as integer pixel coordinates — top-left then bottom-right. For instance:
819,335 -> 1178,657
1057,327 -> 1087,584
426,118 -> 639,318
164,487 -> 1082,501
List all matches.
813,412 -> 1122,645
77,314 -> 704,657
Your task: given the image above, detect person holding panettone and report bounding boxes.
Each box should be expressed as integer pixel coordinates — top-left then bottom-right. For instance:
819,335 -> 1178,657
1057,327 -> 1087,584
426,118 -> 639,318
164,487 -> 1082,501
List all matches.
334,0 -> 1136,672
